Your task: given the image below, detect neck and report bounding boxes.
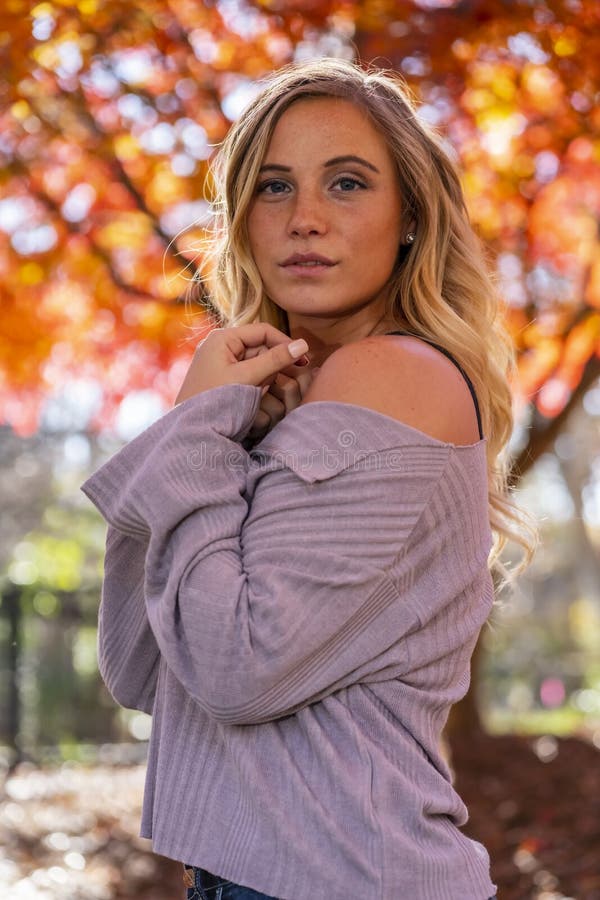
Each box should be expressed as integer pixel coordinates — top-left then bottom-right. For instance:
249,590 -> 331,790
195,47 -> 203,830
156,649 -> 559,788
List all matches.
286,311 -> 412,368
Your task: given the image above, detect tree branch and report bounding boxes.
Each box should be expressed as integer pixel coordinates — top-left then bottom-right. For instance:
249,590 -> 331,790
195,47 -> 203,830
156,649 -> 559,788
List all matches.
510,354 -> 600,482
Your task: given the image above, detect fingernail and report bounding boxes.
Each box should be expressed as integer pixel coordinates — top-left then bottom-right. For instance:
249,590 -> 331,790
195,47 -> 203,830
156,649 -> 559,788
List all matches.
293,355 -> 309,367
288,339 -> 309,359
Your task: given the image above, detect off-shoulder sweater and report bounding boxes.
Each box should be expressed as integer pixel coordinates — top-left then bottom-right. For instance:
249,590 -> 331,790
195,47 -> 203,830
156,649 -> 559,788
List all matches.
80,381 -> 497,900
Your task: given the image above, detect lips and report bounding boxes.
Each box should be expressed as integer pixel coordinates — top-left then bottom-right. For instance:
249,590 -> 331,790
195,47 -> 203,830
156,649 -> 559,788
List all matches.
281,252 -> 336,267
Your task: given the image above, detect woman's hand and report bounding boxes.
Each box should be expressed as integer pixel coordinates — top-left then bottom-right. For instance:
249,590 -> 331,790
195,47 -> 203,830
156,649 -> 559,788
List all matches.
174,324 -> 309,406
244,354 -> 319,443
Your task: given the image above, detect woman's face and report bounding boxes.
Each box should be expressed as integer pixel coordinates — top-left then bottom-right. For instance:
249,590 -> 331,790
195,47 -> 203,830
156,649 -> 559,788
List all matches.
246,97 -> 407,337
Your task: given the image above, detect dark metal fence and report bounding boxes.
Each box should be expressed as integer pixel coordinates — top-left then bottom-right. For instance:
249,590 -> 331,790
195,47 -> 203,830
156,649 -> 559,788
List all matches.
0,583 -> 140,768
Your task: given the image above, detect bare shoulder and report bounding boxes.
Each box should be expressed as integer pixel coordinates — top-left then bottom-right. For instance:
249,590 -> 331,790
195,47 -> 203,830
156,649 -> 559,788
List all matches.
299,334 -> 481,446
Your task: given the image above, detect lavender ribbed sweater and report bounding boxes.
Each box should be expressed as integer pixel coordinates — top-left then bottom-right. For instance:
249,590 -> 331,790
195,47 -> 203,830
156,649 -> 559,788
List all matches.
81,382 -> 497,900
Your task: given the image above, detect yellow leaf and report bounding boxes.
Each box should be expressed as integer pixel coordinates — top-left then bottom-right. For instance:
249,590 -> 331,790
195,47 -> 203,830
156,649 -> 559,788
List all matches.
147,166 -> 187,206
32,43 -> 60,69
31,3 -> 54,15
11,100 -> 30,120
554,34 -> 577,57
96,214 -> 154,251
19,262 -> 45,285
114,133 -> 140,162
522,64 -> 564,114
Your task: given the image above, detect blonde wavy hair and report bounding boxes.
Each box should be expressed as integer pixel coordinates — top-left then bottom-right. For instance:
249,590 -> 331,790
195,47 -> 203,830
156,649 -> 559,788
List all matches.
184,57 -> 538,587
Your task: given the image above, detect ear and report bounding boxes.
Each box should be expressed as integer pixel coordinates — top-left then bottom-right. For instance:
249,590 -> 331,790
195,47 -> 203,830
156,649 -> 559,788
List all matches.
402,217 -> 417,245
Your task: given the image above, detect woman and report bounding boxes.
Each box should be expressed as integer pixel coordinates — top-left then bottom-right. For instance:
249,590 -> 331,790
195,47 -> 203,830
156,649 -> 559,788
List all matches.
81,59 -> 536,899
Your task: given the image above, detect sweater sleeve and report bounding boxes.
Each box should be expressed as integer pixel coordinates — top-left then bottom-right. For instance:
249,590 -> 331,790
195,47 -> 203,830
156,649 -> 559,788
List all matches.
96,525 -> 159,714
81,383 -> 451,725
83,384 -> 261,715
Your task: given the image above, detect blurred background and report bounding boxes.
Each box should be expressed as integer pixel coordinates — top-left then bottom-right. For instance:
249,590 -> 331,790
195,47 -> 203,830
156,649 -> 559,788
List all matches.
1,1 -> 599,898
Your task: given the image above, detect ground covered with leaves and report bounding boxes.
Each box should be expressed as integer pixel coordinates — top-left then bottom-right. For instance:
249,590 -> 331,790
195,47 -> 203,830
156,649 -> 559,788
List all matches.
450,732 -> 600,900
1,734 -> 599,899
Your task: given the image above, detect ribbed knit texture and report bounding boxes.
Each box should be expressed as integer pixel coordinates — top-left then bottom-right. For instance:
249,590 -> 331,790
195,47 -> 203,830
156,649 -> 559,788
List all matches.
81,383 -> 497,900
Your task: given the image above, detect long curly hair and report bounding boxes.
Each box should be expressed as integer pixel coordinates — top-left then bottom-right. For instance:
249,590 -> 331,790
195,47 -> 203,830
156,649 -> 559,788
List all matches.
184,57 -> 538,587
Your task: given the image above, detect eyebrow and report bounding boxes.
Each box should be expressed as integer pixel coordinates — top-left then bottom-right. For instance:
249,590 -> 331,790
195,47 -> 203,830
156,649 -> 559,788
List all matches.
258,155 -> 381,174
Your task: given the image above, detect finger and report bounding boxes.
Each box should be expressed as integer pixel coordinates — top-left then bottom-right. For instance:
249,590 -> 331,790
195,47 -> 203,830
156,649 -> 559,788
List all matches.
247,408 -> 271,438
244,346 -> 266,361
245,344 -> 312,378
259,389 -> 286,423
235,337 -> 310,388
273,365 -> 318,404
257,351 -> 310,373
268,372 -> 301,407
227,323 -> 298,355
294,367 -> 317,400
249,392 -> 285,437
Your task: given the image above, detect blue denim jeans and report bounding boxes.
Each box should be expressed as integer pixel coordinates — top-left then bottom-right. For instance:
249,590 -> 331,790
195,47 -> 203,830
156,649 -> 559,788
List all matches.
183,864 -> 278,899
183,864 -> 497,899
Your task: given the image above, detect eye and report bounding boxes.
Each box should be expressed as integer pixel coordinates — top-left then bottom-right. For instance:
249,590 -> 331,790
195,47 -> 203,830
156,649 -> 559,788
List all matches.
332,175 -> 367,192
256,179 -> 290,195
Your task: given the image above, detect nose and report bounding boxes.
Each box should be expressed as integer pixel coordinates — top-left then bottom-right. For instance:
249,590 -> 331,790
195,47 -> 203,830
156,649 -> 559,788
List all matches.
286,190 -> 328,238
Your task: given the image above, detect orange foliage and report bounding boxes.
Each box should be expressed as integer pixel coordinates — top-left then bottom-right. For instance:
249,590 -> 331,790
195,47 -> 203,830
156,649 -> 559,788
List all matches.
0,0 -> 599,435
353,0 -> 600,420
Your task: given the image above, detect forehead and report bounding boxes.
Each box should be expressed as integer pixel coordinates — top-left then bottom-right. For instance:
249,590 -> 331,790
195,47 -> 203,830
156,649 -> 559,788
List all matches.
264,96 -> 393,165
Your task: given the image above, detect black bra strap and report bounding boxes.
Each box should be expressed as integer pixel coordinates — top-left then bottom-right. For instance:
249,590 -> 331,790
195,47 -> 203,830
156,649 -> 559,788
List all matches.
384,331 -> 484,441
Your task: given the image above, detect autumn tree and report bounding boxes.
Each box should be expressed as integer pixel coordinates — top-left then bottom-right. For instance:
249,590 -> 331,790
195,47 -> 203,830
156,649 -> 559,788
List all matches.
2,0 -> 598,439
1,0 -> 599,737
